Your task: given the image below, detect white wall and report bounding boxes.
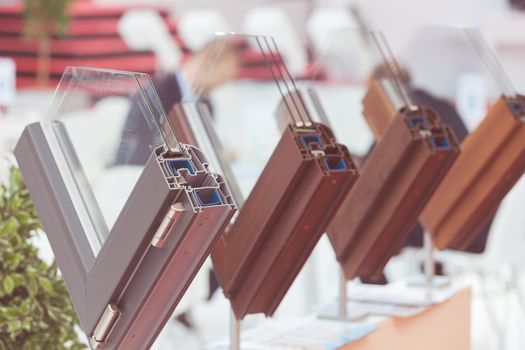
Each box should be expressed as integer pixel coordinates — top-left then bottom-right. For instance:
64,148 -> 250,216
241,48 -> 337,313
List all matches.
94,0 -> 515,50
92,0 -> 512,32
351,0 -> 511,52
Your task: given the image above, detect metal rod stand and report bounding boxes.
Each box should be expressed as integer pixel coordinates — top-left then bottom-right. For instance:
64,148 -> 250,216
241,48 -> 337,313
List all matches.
423,231 -> 436,284
338,267 -> 348,318
319,268 -> 366,322
408,231 -> 449,289
230,308 -> 240,350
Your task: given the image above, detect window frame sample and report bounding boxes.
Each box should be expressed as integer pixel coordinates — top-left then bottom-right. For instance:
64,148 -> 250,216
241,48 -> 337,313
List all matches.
422,95 -> 525,249
305,30 -> 460,280
14,70 -> 236,349
328,103 -> 459,279
212,120 -> 358,318
169,33 -> 359,319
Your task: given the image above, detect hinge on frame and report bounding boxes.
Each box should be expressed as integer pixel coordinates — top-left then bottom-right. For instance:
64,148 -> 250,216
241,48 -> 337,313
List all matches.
89,304 -> 121,349
151,202 -> 186,248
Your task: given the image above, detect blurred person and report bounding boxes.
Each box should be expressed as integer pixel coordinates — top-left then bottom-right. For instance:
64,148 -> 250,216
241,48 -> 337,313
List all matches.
510,0 -> 525,9
369,62 -> 469,141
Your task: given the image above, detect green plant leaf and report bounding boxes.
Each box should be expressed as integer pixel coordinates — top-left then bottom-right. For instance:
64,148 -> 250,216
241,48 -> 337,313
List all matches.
11,273 -> 24,286
21,319 -> 31,330
7,254 -> 21,270
0,218 -> 18,236
2,306 -> 19,318
47,307 -> 58,322
0,166 -> 86,348
37,276 -> 53,293
20,299 -> 31,315
16,212 -> 34,226
28,277 -> 38,295
26,265 -> 37,277
71,343 -> 87,350
7,319 -> 21,334
3,275 -> 15,294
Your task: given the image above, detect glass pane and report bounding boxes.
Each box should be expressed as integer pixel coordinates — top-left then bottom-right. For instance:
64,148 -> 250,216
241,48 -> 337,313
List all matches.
399,25 -> 515,131
296,29 -> 411,157
44,67 -> 181,256
180,34 -> 306,199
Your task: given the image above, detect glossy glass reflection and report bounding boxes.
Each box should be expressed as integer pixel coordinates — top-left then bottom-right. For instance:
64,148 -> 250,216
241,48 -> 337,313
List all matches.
181,34 -> 303,198
400,25 -> 514,131
297,29 -> 412,157
45,67 -> 180,256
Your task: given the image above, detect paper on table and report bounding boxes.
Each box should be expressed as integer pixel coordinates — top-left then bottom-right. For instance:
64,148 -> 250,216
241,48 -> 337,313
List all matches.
206,317 -> 376,350
318,282 -> 460,319
346,283 -> 456,308
318,300 -> 424,320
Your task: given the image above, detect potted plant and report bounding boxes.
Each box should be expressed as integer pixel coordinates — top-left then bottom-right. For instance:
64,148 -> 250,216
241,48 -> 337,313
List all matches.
0,165 -> 86,349
23,0 -> 73,87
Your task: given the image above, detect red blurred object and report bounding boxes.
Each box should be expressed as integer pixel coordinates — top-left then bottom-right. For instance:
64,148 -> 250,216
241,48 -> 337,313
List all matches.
0,1 -> 320,87
0,2 -> 189,88
227,36 -> 325,81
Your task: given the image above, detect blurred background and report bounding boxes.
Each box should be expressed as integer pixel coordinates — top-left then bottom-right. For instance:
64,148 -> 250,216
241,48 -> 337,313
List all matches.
1,0 -> 525,349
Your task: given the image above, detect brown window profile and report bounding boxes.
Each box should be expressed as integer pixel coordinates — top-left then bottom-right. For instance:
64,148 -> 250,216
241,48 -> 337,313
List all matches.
365,27 -> 525,252
316,30 -> 461,280
169,34 -> 360,319
422,95 -> 525,250
212,120 -> 358,318
170,94 -> 359,319
328,99 -> 459,279
363,79 -> 401,139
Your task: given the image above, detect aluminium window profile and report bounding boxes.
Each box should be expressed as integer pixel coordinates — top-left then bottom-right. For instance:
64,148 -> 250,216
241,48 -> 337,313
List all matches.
15,120 -> 236,349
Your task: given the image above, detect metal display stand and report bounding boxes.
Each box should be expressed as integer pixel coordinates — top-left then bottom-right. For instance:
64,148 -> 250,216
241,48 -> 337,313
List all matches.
317,268 -> 366,322
424,231 -> 436,283
230,309 -> 241,350
408,232 -> 450,288
338,268 -> 348,318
